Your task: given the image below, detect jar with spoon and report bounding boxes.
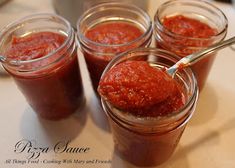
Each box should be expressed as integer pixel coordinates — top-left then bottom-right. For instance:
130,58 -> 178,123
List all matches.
154,0 -> 228,90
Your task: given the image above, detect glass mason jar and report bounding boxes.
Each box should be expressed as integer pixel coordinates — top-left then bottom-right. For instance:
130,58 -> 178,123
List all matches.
77,2 -> 153,92
0,14 -> 84,120
154,0 -> 228,90
100,48 -> 199,166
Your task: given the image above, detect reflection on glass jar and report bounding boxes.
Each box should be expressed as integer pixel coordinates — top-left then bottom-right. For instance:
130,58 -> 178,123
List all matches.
154,0 -> 228,90
0,14 -> 84,120
99,48 -> 199,166
77,2 -> 153,93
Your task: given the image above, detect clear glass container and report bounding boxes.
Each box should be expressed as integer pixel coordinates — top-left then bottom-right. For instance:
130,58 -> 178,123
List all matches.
0,13 -> 84,120
100,48 -> 199,166
154,0 -> 228,90
77,2 -> 153,92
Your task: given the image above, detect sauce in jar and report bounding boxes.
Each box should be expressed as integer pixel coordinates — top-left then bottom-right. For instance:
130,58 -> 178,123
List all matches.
98,54 -> 198,166
156,14 -> 218,90
98,60 -> 185,117
162,15 -> 217,39
84,22 -> 144,91
6,32 -> 65,61
77,3 -> 153,94
4,32 -> 83,120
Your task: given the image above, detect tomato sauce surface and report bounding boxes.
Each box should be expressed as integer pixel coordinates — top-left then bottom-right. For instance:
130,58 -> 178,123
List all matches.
98,60 -> 185,117
6,32 -> 65,61
86,22 -> 143,45
162,15 -> 217,38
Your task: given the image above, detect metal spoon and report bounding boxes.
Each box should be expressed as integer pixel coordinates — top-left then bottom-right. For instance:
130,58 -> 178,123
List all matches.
167,36 -> 235,77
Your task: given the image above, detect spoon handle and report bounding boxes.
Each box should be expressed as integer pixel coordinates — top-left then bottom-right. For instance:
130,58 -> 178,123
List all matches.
167,36 -> 235,76
186,36 -> 235,64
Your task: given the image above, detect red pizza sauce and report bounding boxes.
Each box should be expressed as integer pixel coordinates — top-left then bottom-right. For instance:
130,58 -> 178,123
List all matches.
98,60 -> 185,117
85,22 -> 143,52
162,15 -> 216,38
84,22 -> 144,92
5,32 -> 83,120
98,60 -> 191,166
6,32 -> 65,61
156,15 -> 218,90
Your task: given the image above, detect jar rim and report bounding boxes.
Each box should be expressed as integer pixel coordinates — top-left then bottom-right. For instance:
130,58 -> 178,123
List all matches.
0,13 -> 73,66
154,0 -> 228,41
100,48 -> 199,130
76,2 -> 152,50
